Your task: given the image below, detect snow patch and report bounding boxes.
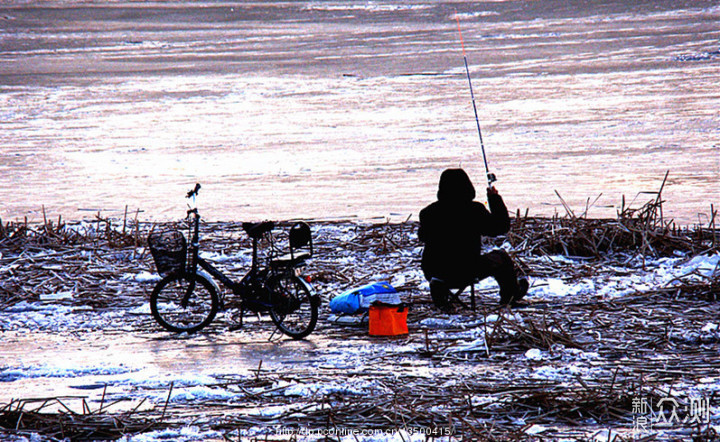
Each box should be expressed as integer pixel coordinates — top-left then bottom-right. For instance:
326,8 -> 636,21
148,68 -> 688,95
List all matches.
529,278 -> 591,299
169,386 -> 239,402
120,426 -> 222,442
0,302 -> 134,332
0,363 -> 134,382
532,363 -> 601,381
525,348 -> 544,361
283,379 -> 385,397
122,271 -> 161,283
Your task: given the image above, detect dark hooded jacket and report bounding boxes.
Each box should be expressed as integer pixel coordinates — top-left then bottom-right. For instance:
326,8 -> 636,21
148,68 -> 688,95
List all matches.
418,169 -> 510,285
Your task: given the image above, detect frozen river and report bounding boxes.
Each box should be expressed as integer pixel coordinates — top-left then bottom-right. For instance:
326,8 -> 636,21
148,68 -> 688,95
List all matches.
1,0 -> 719,224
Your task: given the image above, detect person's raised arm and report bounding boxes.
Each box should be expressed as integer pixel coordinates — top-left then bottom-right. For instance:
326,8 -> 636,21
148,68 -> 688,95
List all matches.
484,186 -> 510,236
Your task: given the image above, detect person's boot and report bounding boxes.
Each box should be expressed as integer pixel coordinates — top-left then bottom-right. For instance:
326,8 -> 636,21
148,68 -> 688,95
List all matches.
430,278 -> 451,312
511,278 -> 530,307
515,278 -> 529,302
499,290 -> 513,306
499,278 -> 529,307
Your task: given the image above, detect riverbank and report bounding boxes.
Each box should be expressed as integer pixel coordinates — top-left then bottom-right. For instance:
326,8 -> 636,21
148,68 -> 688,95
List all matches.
1,207 -> 719,440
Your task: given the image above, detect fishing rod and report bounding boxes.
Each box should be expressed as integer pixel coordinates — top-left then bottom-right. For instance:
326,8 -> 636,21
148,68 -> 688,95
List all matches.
455,15 -> 497,188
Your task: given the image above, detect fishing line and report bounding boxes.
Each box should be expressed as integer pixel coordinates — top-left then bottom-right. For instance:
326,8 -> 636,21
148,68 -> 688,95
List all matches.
455,14 -> 496,188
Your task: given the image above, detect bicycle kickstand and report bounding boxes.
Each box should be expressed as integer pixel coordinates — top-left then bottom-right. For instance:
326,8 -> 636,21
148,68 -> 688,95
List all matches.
229,305 -> 245,331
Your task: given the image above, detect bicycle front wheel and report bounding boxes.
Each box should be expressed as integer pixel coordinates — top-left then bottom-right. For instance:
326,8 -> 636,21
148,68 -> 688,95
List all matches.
150,273 -> 219,333
268,273 -> 318,339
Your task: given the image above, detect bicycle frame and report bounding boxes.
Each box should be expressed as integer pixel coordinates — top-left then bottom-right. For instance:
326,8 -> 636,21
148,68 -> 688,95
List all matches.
182,207 -> 291,314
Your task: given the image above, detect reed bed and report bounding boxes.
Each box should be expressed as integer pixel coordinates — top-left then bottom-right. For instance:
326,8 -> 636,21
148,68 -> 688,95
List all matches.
1,188 -> 718,440
1,396 -> 167,440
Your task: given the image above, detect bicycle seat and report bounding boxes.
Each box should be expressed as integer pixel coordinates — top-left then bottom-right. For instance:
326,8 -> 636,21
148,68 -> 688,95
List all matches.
242,221 -> 275,239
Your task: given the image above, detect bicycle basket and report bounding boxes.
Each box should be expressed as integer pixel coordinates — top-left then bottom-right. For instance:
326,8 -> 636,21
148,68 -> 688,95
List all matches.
148,230 -> 187,276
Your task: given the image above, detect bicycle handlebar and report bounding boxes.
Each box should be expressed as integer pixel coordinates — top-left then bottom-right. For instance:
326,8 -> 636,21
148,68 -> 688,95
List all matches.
186,183 -> 201,218
186,183 -> 201,199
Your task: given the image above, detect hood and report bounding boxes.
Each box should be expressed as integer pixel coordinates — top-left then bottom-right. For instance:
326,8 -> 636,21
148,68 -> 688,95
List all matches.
437,168 -> 476,203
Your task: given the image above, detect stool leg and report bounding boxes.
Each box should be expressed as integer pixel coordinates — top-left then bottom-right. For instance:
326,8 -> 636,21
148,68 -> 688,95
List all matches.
471,284 -> 476,311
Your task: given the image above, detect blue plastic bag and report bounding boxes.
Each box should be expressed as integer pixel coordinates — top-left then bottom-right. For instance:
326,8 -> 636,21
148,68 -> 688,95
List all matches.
329,281 -> 399,315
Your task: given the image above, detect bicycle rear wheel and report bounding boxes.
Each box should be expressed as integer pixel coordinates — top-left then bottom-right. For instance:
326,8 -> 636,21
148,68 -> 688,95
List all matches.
150,273 -> 219,333
268,273 -> 318,339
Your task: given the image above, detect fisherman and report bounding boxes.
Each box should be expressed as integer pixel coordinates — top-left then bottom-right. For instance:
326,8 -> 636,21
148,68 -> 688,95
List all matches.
418,168 -> 528,310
